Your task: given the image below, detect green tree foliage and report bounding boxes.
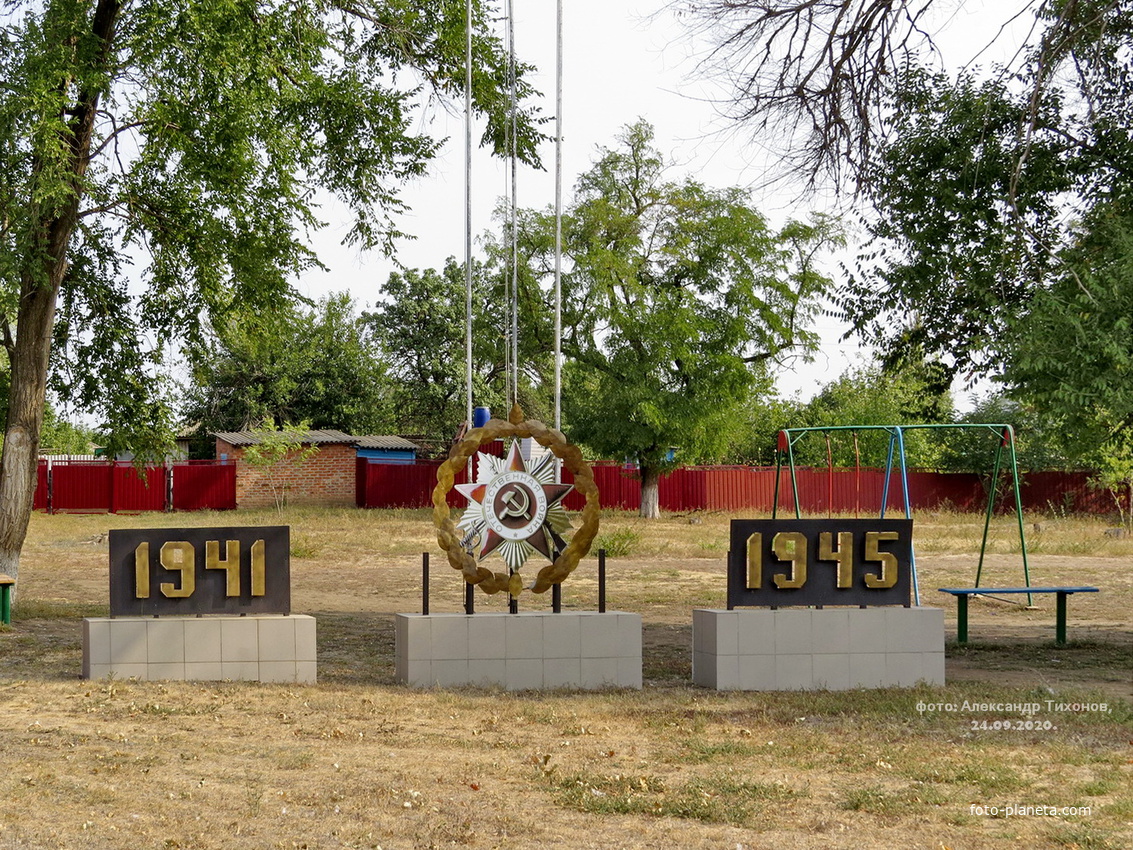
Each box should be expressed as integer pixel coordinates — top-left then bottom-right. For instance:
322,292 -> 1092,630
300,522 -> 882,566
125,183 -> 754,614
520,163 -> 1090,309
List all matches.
848,12 -> 1132,471
368,256 -> 553,446
716,376 -> 790,466
840,3 -> 1133,466
768,361 -> 953,469
1001,203 -> 1133,522
0,0 -> 542,593
185,293 -> 388,436
936,392 -> 1073,475
678,2 -> 1133,477
37,409 -> 94,455
1004,206 -> 1133,456
683,0 -> 1133,511
677,1 -> 1131,198
845,69 -> 1073,374
0,355 -> 94,454
515,121 -> 841,516
371,260 -> 489,445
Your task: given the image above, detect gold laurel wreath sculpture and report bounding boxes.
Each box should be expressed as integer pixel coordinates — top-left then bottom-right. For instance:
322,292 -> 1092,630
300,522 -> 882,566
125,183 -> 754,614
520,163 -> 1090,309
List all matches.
433,404 -> 601,596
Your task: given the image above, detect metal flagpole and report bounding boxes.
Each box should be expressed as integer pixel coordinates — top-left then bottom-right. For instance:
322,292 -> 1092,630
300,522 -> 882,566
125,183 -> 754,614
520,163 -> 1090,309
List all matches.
554,0 -> 563,436
553,0 -> 564,486
464,0 -> 473,440
507,0 -> 519,407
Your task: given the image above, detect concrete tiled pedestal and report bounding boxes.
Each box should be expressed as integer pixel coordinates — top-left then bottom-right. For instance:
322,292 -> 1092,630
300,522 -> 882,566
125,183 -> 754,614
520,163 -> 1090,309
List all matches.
395,612 -> 642,690
82,615 -> 317,683
692,607 -> 944,690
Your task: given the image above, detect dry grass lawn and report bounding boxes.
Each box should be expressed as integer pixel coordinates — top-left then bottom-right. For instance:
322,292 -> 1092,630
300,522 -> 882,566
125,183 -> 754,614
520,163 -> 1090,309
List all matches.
1,507 -> 1130,850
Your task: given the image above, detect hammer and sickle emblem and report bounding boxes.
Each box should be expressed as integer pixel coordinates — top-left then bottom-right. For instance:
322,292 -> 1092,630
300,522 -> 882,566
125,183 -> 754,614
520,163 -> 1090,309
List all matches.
500,485 -> 531,520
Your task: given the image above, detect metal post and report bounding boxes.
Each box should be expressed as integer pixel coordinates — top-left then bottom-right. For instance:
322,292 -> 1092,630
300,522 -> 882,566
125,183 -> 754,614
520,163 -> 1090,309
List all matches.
726,549 -> 734,610
506,0 -> 519,407
881,429 -> 896,519
772,442 -> 783,520
853,430 -> 861,518
553,0 -> 563,442
509,594 -> 518,614
464,0 -> 474,438
957,595 -> 969,645
1055,592 -> 1068,645
894,427 -> 919,605
824,431 -> 833,519
465,581 -> 475,615
976,439 -> 1005,589
786,435 -> 801,519
598,548 -> 606,613
422,552 -> 429,616
552,582 -> 561,613
1003,426 -> 1033,605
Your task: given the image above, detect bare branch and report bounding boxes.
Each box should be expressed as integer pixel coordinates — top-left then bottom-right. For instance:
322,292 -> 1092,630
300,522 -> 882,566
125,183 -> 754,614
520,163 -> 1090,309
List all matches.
674,0 -> 941,192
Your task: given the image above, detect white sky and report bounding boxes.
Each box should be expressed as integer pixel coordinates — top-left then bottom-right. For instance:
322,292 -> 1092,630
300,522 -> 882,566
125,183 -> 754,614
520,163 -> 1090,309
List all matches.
296,0 -> 1026,411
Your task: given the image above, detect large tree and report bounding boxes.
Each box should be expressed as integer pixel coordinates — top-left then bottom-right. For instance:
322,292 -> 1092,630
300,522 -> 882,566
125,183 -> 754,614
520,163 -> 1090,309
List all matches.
185,293 -> 390,436
516,120 -> 840,517
676,1 -> 1128,193
678,0 -> 1133,474
843,65 -> 1094,375
0,0 -> 541,595
1001,201 -> 1133,524
367,257 -> 553,446
788,360 -> 954,468
840,4 -> 1133,462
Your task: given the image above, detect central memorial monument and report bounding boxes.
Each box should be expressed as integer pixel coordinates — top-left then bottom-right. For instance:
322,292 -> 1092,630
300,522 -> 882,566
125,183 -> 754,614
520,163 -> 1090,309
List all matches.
395,404 -> 642,690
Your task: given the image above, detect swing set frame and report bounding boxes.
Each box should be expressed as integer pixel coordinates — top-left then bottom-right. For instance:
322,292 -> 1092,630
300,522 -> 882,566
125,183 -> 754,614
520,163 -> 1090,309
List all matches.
772,424 -> 1034,606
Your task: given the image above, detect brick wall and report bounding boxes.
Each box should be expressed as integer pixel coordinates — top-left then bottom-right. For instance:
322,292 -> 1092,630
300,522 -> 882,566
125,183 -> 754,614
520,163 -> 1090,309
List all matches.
217,439 -> 357,509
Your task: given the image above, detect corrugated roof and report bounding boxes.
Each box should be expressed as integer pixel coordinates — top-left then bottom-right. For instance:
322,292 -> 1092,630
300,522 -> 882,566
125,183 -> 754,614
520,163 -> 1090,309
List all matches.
215,429 -> 355,447
353,435 -> 420,450
214,431 -> 418,450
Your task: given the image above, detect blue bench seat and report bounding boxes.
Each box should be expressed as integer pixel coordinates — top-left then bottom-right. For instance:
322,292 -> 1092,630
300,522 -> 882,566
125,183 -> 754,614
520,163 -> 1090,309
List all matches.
938,587 -> 1099,645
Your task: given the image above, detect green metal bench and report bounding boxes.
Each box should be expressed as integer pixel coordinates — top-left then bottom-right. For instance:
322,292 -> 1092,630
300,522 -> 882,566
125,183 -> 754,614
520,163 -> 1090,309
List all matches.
0,574 -> 13,625
938,586 -> 1099,646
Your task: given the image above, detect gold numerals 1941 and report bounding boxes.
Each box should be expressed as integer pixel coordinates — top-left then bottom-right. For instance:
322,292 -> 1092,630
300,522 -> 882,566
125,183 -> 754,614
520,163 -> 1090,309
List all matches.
746,531 -> 900,590
134,540 -> 267,599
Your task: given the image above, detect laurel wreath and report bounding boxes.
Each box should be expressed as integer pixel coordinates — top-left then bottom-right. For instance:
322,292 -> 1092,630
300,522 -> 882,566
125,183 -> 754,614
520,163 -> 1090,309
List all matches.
432,405 -> 600,596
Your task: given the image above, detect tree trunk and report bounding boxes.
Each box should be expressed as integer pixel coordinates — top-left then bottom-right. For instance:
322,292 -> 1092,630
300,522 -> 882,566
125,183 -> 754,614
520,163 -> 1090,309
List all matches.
0,0 -> 121,605
0,282 -> 60,602
639,465 -> 661,519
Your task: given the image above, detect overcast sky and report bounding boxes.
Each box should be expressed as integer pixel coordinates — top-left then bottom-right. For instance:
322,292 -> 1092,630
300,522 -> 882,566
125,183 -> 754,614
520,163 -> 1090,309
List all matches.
297,1 -> 1023,409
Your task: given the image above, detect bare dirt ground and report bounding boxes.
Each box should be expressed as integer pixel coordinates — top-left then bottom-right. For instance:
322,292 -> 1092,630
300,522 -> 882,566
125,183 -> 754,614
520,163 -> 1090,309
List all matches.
0,508 -> 1130,849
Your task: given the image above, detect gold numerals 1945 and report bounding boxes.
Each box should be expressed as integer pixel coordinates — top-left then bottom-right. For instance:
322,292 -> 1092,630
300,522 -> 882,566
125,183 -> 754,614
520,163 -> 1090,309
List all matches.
746,531 -> 900,590
134,540 -> 267,599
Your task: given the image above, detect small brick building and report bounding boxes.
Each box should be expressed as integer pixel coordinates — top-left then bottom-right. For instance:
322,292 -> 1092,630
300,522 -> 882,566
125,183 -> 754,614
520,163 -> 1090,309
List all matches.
214,430 -> 418,509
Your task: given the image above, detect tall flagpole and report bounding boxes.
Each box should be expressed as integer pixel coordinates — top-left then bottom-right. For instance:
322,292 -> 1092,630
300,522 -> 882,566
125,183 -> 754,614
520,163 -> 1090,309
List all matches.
554,0 -> 563,437
464,0 -> 473,439
507,0 -> 519,408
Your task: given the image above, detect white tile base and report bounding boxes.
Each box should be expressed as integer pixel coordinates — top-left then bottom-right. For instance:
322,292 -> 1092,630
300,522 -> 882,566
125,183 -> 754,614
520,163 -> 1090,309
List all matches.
83,615 -> 316,684
692,608 -> 944,690
395,612 -> 642,690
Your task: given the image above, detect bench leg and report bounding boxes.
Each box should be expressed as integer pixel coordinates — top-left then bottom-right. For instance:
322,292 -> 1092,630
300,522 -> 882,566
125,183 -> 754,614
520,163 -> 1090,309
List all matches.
1056,592 -> 1068,645
956,595 -> 968,645
1,585 -> 9,626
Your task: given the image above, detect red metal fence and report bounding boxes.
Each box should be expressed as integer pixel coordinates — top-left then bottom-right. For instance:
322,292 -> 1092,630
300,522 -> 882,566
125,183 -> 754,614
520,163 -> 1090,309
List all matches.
171,462 -> 237,511
356,458 -> 482,509
357,460 -> 1122,517
35,460 -> 236,513
37,456 -> 1122,517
